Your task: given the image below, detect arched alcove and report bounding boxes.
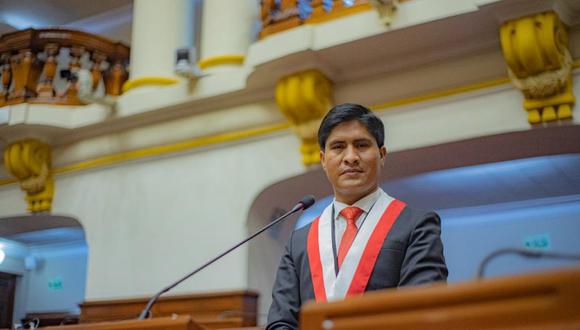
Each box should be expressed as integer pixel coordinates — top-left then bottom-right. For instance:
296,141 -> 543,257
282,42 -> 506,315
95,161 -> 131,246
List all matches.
247,125 -> 580,321
0,214 -> 87,327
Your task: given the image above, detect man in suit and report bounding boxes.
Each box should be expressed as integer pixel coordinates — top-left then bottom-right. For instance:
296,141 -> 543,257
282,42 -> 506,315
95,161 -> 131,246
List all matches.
266,103 -> 448,330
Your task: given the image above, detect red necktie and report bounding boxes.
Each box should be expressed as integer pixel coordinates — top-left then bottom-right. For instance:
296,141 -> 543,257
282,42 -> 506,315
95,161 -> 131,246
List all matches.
337,206 -> 363,269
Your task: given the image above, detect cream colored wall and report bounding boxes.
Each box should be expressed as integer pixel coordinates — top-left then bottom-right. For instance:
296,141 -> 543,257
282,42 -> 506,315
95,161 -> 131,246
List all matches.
0,185 -> 27,212
53,100 -> 285,166
378,85 -> 529,151
49,131 -> 301,299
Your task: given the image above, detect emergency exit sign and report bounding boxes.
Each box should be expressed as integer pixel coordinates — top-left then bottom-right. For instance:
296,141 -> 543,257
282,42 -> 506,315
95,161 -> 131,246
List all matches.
48,276 -> 63,291
524,234 -> 551,250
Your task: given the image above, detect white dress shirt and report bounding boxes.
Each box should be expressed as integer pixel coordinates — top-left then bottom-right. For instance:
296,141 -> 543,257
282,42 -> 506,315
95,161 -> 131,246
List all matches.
332,188 -> 381,247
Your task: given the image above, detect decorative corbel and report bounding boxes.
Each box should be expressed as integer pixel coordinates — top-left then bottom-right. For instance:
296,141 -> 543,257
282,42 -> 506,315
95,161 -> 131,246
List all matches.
4,139 -> 54,213
500,11 -> 575,124
369,0 -> 399,26
276,69 -> 333,166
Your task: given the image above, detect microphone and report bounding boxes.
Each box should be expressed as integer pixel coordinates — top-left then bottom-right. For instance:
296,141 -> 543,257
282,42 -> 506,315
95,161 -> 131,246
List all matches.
138,195 -> 316,320
476,247 -> 580,278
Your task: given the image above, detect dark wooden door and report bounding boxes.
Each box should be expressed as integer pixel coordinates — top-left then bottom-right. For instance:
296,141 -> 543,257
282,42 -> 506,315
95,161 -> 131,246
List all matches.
0,271 -> 16,328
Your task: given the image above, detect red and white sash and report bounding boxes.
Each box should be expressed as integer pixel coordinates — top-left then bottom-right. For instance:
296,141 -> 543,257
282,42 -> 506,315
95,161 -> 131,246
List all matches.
307,190 -> 406,302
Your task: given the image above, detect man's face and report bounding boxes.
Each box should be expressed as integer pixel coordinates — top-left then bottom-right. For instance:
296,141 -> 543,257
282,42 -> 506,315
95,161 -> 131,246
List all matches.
320,120 -> 386,204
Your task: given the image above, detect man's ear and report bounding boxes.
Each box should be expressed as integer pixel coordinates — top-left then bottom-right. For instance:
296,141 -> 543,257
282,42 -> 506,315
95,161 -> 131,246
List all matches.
379,146 -> 387,166
320,149 -> 326,170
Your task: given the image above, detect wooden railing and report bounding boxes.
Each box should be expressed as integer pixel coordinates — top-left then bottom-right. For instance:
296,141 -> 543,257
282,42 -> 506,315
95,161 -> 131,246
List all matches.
260,0 -> 373,38
0,28 -> 129,107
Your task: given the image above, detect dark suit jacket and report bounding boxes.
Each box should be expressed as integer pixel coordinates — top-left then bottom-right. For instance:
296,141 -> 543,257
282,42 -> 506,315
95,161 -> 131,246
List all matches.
266,205 -> 448,330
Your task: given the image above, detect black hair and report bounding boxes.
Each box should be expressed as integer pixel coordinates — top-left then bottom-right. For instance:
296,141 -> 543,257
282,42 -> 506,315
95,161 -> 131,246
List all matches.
317,103 -> 385,149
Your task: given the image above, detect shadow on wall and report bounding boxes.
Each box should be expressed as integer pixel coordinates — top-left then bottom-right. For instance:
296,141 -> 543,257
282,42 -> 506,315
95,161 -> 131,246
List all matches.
0,214 -> 88,328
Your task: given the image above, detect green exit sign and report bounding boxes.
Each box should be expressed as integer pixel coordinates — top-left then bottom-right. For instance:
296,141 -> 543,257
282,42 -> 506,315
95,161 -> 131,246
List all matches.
524,234 -> 551,250
48,276 -> 63,291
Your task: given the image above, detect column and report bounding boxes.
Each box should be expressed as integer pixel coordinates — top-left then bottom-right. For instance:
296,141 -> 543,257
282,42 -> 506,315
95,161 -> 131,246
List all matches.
125,0 -> 194,91
199,0 -> 258,72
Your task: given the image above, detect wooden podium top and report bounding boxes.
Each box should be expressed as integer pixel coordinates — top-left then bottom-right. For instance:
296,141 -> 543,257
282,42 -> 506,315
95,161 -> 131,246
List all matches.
42,315 -> 203,330
301,267 -> 580,330
79,290 -> 258,329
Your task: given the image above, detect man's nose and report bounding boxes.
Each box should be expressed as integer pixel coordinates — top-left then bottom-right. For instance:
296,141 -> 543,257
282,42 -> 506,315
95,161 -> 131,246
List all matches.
343,145 -> 360,163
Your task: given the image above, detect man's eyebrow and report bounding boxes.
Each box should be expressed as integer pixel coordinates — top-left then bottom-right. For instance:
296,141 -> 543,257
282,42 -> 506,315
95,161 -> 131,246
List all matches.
351,138 -> 373,144
328,137 -> 372,144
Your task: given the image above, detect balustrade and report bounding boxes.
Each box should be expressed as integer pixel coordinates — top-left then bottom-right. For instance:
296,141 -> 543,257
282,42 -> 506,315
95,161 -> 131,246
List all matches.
0,28 -> 129,107
260,0 -> 373,38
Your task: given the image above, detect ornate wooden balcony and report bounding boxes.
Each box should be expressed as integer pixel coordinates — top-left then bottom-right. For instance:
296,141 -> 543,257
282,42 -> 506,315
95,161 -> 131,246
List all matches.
0,28 -> 129,107
260,0 -> 374,38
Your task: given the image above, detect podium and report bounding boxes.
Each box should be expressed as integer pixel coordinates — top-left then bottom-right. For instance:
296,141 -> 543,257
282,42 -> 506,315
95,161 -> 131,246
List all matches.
78,290 -> 257,329
37,290 -> 257,330
301,267 -> 580,329
42,315 -> 204,330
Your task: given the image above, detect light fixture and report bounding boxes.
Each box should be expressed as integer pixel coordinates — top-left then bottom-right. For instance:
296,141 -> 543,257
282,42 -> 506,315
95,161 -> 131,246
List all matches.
0,249 -> 5,265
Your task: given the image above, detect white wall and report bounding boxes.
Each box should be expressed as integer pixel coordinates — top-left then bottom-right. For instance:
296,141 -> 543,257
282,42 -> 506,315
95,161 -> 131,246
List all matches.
0,238 -> 29,325
48,132 -> 303,300
0,187 -> 27,215
377,85 -> 529,152
441,195 -> 580,281
26,244 -> 88,314
0,238 -> 88,323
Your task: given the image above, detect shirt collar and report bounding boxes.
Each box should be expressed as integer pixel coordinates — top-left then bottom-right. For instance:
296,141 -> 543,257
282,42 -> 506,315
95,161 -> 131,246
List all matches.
333,188 -> 382,220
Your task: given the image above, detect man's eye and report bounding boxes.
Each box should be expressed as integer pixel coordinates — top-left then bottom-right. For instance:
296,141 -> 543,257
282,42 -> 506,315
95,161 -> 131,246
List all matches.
331,145 -> 344,150
356,142 -> 370,148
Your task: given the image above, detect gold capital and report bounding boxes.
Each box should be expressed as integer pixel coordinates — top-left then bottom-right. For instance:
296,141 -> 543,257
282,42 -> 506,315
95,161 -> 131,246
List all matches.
500,11 -> 575,124
4,139 -> 54,213
276,70 -> 333,166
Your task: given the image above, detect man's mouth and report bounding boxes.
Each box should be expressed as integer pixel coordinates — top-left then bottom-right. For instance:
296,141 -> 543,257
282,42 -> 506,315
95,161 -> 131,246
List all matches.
341,168 -> 363,175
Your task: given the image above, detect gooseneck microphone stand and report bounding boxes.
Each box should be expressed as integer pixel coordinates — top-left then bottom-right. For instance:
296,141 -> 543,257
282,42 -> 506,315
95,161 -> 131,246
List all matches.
138,195 -> 315,320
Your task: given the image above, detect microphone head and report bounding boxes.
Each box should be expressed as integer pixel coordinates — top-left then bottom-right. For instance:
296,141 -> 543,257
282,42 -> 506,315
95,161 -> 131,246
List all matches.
299,195 -> 316,210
